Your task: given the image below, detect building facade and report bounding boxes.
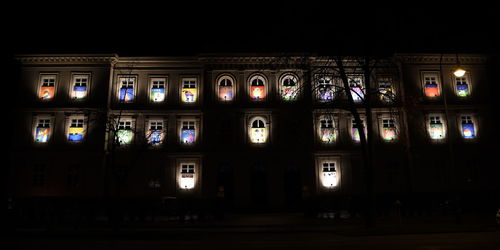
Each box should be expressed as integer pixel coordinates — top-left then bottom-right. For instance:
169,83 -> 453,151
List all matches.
8,54 -> 499,212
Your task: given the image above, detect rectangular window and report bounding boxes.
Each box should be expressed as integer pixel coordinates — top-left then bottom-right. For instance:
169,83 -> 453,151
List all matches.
352,119 -> 366,143
39,74 -> 56,100
118,76 -> 135,103
319,118 -> 335,143
321,162 -> 338,188
455,75 -> 470,97
181,121 -> 196,144
422,72 -> 440,98
180,163 -> 195,189
68,118 -> 85,142
116,120 -> 133,145
348,75 -> 364,102
150,77 -> 166,102
181,78 -> 197,103
147,120 -> 165,145
71,74 -> 89,100
378,76 -> 395,102
461,115 -> 476,139
382,118 -> 397,141
316,75 -> 335,102
35,119 -> 51,143
428,115 -> 445,140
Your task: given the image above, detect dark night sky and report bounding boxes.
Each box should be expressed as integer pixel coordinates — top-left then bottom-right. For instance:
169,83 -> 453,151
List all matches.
3,3 -> 499,56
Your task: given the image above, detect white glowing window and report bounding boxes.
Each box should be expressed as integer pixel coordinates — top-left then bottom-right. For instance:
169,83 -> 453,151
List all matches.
382,118 -> 397,141
181,78 -> 197,103
71,74 -> 89,100
319,118 -> 335,143
68,118 -> 85,142
117,120 -> 133,145
35,119 -> 51,143
147,120 -> 165,145
250,118 -> 267,143
321,162 -> 338,188
429,115 -> 445,140
348,75 -> 364,102
180,164 -> 195,189
150,78 -> 166,102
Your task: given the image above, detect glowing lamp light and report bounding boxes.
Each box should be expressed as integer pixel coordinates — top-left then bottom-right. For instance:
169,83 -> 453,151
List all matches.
454,68 -> 466,77
180,174 -> 195,189
322,172 -> 338,188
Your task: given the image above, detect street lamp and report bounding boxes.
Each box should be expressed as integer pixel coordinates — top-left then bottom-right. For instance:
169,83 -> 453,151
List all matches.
453,54 -> 466,77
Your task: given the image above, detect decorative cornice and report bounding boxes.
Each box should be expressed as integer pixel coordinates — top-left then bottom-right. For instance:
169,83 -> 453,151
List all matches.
396,54 -> 489,64
16,54 -> 118,65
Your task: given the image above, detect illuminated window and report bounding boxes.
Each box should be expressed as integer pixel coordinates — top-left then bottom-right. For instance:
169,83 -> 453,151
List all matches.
428,115 -> 445,140
460,115 -> 476,139
319,117 -> 336,143
180,163 -> 195,189
348,75 -> 364,103
378,76 -> 395,102
381,118 -> 397,141
35,118 -> 51,143
249,118 -> 267,143
71,74 -> 89,100
250,75 -> 266,100
38,74 -> 56,100
218,75 -> 234,101
181,121 -> 196,144
68,117 -> 85,142
150,77 -> 166,103
455,75 -> 470,97
316,75 -> 334,102
321,162 -> 338,188
116,120 -> 133,145
118,76 -> 135,103
181,78 -> 197,103
422,72 -> 440,98
280,73 -> 299,101
147,120 -> 165,145
351,118 -> 366,143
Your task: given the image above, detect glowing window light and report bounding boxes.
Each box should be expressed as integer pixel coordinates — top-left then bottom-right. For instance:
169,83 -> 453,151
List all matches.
429,116 -> 445,140
455,77 -> 469,97
150,79 -> 165,102
250,119 -> 267,143
181,78 -> 197,103
180,164 -> 195,189
119,78 -> 134,103
378,77 -> 395,102
281,75 -> 298,101
147,121 -> 164,145
181,121 -> 196,144
461,116 -> 476,139
382,119 -> 397,141
250,77 -> 266,100
35,119 -> 51,143
218,77 -> 233,101
71,76 -> 88,100
68,118 -> 85,142
423,74 -> 440,97
321,162 -> 338,188
320,119 -> 335,143
349,77 -> 364,102
116,120 -> 133,145
39,76 -> 55,100
351,119 -> 366,143
317,77 -> 334,101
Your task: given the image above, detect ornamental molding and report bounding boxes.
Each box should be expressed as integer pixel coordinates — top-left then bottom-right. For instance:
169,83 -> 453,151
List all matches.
16,55 -> 118,65
397,54 -> 488,64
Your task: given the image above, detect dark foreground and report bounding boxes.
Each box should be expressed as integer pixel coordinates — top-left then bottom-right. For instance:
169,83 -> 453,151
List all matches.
4,213 -> 500,250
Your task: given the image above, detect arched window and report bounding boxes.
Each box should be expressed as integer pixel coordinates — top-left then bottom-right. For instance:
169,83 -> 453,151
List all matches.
249,117 -> 267,143
218,75 -> 234,101
249,75 -> 266,100
280,73 -> 299,101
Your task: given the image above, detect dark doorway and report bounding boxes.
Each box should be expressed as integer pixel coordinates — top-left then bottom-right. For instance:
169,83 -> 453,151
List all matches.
284,164 -> 302,208
251,164 -> 268,207
216,164 -> 234,203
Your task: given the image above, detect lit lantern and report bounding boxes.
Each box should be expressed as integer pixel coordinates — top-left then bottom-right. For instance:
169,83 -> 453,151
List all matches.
68,127 -> 84,142
181,128 -> 195,144
251,86 -> 265,100
424,82 -> 439,97
462,123 -> 475,139
151,87 -> 165,102
72,85 -> 87,99
119,87 -> 134,103
219,85 -> 233,101
181,88 -> 197,102
321,162 -> 338,188
117,129 -> 133,145
320,128 -> 335,143
35,127 -> 50,143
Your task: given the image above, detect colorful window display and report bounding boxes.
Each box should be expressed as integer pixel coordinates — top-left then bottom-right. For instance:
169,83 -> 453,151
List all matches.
378,77 -> 395,102
218,77 -> 233,101
429,116 -> 445,140
71,75 -> 88,99
68,118 -> 85,142
349,76 -> 364,102
35,119 -> 51,143
321,162 -> 338,188
455,76 -> 470,97
423,73 -> 440,97
320,118 -> 335,143
180,164 -> 195,189
281,75 -> 298,101
118,77 -> 135,103
461,116 -> 476,139
250,77 -> 266,100
351,119 -> 366,143
150,79 -> 166,102
181,121 -> 196,144
317,77 -> 334,101
382,119 -> 397,141
39,75 -> 56,100
181,78 -> 197,103
148,121 -> 165,145
116,121 -> 133,145
250,119 -> 267,143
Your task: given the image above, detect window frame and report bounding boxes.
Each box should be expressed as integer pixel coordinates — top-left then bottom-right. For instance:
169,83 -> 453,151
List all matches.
452,71 -> 472,98
149,75 -> 168,103
278,72 -> 300,101
421,71 -> 442,99
70,72 -> 91,101
248,115 -> 269,144
116,75 -> 137,103
66,114 -> 88,143
216,74 -> 236,102
180,76 -> 199,104
33,115 -> 54,144
427,113 -> 447,141
37,73 -> 58,101
248,73 -> 268,102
